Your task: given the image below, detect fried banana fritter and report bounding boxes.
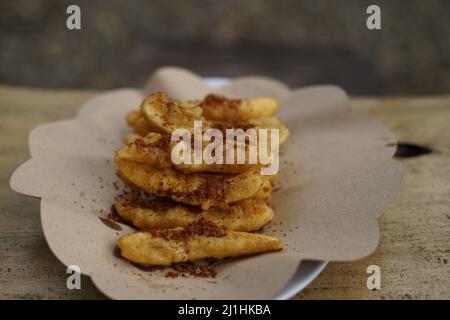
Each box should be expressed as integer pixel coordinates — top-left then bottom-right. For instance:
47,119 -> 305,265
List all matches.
253,179 -> 272,201
248,116 -> 290,146
115,157 -> 265,209
116,132 -> 261,174
126,110 -> 141,126
139,92 -> 289,145
141,92 -> 205,134
123,132 -> 142,145
199,94 -> 279,121
116,219 -> 283,266
115,198 -> 274,232
117,133 -> 173,169
127,93 -> 279,134
114,91 -> 288,268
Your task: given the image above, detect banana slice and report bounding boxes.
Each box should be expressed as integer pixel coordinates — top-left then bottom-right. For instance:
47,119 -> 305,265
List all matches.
122,133 -> 142,145
126,110 -> 141,126
116,133 -> 173,169
249,116 -> 290,146
141,92 -> 204,134
200,94 -> 279,121
140,93 -> 288,146
116,219 -> 283,266
115,158 -> 265,210
116,132 -> 260,174
115,198 -> 274,232
253,179 -> 272,201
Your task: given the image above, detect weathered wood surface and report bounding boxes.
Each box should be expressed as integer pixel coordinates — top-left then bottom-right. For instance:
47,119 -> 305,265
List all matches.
0,85 -> 449,299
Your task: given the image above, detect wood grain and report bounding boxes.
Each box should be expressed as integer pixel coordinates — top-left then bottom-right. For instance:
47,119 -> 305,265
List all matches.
0,85 -> 449,299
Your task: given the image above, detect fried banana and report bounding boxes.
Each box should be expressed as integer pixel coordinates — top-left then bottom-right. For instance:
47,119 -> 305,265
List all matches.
123,132 -> 142,144
200,94 -> 279,121
126,110 -> 141,126
115,158 -> 265,209
141,92 -> 205,134
248,116 -> 290,146
116,132 -> 261,174
117,133 -> 173,169
128,93 -> 288,146
253,179 -> 272,201
115,198 -> 274,232
133,117 -> 153,136
140,92 -> 288,141
116,219 -> 283,266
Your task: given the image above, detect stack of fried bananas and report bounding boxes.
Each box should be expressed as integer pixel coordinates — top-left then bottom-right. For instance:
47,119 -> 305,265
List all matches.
114,92 -> 289,267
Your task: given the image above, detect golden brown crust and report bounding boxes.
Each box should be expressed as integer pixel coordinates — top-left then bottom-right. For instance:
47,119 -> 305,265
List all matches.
115,157 -> 265,210
116,132 -> 261,174
253,179 -> 272,201
141,92 -> 205,134
117,133 -> 173,168
115,197 -> 274,232
126,93 -> 288,142
200,94 -> 279,121
116,219 -> 283,266
126,110 -> 141,126
139,92 -> 288,140
248,116 -> 290,146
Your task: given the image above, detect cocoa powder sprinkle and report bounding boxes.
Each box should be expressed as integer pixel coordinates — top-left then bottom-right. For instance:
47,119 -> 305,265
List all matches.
145,218 -> 227,241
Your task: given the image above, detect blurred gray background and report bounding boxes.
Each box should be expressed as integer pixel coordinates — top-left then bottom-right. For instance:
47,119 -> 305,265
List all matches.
1,0 -> 449,95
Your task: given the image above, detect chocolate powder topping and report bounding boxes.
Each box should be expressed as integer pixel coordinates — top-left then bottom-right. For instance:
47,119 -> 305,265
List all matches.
132,134 -> 171,152
202,94 -> 241,109
145,218 -> 227,241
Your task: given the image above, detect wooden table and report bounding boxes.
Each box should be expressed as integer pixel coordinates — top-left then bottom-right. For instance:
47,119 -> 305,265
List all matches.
1,85 -> 449,299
